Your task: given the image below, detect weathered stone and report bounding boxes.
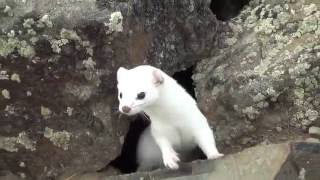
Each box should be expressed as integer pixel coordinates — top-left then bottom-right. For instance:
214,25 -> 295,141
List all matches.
305,138 -> 320,143
193,0 -> 320,149
276,126 -> 282,132
308,126 -> 320,137
0,171 -> 22,180
286,142 -> 320,180
64,142 -> 320,180
0,0 -> 218,179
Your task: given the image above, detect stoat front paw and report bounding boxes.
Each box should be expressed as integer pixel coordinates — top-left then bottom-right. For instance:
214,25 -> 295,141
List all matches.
162,150 -> 180,169
208,152 -> 224,159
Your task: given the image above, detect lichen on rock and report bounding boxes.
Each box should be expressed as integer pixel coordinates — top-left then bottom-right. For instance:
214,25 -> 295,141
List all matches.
105,11 -> 123,34
39,14 -> 53,28
82,57 -> 96,70
0,132 -> 36,152
1,89 -> 10,99
23,18 -> 35,29
10,73 -> 21,83
49,38 -> 69,53
194,0 -> 320,147
44,127 -> 72,151
41,106 -> 52,119
0,136 -> 19,152
0,37 -> 35,58
60,28 -> 81,42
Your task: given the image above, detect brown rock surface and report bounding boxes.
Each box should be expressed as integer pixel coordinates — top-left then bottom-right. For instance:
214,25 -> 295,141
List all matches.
0,0 -> 218,179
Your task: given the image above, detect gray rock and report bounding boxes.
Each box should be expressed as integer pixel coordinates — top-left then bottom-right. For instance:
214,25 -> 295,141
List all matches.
305,138 -> 320,143
0,171 -> 22,180
276,126 -> 282,132
68,142 -> 320,180
308,126 -> 320,137
193,0 -> 320,147
0,0 -> 218,179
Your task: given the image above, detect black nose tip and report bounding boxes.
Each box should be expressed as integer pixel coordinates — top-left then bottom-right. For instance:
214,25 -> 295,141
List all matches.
122,106 -> 131,113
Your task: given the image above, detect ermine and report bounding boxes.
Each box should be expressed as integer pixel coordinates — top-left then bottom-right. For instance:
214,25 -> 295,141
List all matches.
117,65 -> 223,170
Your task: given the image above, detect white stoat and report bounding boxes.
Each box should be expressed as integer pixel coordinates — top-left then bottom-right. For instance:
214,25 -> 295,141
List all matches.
116,65 -> 223,170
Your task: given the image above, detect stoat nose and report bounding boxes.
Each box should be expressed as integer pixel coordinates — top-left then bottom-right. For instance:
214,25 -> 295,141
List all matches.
122,106 -> 131,113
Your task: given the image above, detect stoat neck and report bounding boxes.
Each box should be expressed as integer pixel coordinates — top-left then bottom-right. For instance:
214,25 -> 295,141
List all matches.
143,75 -> 196,122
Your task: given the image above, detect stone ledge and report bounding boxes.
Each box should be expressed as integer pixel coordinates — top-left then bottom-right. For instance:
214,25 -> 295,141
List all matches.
60,142 -> 320,180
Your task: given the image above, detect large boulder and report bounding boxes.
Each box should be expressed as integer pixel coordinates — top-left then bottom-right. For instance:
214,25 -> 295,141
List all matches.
0,0 -> 218,179
60,142 -> 320,180
193,0 -> 320,150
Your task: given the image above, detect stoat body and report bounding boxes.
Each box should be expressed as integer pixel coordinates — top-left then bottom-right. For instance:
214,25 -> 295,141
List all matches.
116,65 -> 223,170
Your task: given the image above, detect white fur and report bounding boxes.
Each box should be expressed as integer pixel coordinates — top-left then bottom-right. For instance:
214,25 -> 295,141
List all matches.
117,65 -> 223,170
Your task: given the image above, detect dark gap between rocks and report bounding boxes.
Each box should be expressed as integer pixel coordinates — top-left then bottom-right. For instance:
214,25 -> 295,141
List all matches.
107,66 -> 198,173
210,0 -> 251,21
172,66 -> 196,99
108,115 -> 150,173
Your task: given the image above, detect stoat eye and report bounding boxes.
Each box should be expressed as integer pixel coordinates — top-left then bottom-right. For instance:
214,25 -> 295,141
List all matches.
137,92 -> 145,100
119,92 -> 122,99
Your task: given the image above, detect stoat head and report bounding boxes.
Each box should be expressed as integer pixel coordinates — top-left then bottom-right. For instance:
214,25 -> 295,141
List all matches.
116,66 -> 164,115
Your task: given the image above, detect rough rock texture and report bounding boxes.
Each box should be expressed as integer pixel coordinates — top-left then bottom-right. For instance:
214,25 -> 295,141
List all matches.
193,0 -> 320,151
0,0 -> 218,179
54,142 -> 320,180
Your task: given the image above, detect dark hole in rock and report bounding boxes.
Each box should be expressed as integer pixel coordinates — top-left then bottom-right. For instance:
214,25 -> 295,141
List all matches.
108,115 -> 150,173
210,0 -> 251,21
172,66 -> 196,99
107,66 -> 199,173
34,38 -> 53,56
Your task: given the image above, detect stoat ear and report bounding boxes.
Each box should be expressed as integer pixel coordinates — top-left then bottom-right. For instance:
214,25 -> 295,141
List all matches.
152,69 -> 164,86
117,67 -> 128,82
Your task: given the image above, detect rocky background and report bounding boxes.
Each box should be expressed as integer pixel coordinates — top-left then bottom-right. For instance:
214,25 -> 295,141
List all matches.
0,0 -> 319,179
194,0 -> 320,153
0,0 -> 217,179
